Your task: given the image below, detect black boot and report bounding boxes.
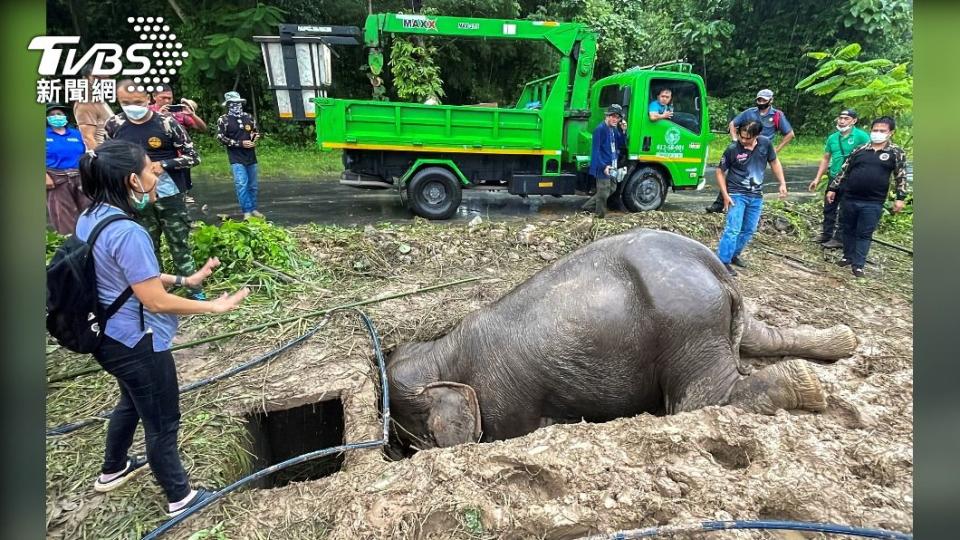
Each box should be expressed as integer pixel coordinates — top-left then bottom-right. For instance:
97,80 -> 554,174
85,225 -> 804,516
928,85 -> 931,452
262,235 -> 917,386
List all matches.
705,194 -> 725,213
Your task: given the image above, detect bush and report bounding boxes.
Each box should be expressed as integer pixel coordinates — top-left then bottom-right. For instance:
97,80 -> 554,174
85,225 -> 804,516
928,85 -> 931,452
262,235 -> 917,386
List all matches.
190,218 -> 301,276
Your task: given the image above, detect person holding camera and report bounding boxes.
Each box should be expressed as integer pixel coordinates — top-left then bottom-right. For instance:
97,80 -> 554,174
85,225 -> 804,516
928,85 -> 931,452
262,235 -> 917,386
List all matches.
215,91 -> 264,220
582,104 -> 627,218
150,85 -> 206,203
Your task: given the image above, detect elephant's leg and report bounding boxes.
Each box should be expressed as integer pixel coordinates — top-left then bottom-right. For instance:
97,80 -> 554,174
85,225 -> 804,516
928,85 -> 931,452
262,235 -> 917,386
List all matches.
665,341 -> 744,414
740,315 -> 857,361
726,359 -> 827,414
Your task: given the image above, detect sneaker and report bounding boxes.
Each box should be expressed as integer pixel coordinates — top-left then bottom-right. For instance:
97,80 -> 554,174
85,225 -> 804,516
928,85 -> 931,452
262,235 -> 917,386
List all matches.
184,195 -> 196,204
188,291 -> 207,301
852,266 -> 865,278
167,489 -> 217,518
251,210 -> 266,219
731,256 -> 748,268
836,258 -> 852,267
93,457 -> 149,493
705,201 -> 724,214
243,212 -> 253,220
822,238 -> 843,249
724,263 -> 738,276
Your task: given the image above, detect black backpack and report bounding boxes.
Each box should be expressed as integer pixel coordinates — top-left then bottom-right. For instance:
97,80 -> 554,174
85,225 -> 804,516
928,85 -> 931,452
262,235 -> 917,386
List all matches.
46,214 -> 143,354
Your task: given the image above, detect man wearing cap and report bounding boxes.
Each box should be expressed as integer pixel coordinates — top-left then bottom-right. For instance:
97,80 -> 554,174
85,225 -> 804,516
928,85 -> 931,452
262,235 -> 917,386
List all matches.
45,103 -> 90,234
809,108 -> 870,248
582,104 -> 627,218
215,91 -> 264,220
707,89 -> 795,213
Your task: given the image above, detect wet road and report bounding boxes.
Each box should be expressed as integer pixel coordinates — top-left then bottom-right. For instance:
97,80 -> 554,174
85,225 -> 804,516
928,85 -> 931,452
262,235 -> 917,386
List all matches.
188,165 -> 822,227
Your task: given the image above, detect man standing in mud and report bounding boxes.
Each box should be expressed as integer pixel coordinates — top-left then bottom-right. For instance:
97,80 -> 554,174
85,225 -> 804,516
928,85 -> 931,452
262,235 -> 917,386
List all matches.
582,104 -> 627,218
707,89 -> 795,213
105,80 -> 205,299
826,116 -> 907,279
809,108 -> 870,248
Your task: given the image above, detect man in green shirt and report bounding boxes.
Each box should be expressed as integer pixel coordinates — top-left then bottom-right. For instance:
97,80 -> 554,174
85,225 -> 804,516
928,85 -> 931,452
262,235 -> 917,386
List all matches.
809,108 -> 870,247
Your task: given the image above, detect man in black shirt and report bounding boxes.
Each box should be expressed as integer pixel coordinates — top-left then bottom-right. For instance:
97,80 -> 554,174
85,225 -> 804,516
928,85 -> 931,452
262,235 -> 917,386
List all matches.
105,80 -> 204,299
827,116 -> 908,278
216,92 -> 263,220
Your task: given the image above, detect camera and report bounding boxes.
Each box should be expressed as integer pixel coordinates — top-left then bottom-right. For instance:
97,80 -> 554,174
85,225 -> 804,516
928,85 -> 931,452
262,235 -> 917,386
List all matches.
609,167 -> 628,183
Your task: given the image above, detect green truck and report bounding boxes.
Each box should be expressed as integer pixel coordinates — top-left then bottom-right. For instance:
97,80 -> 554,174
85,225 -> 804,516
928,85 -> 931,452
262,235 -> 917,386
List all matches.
258,13 -> 713,220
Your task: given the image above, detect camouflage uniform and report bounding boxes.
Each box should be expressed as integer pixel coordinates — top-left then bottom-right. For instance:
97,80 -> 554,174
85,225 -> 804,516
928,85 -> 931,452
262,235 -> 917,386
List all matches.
104,111 -> 203,296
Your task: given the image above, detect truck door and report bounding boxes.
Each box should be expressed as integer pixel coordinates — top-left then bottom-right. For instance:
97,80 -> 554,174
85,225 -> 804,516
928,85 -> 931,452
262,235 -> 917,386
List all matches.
639,77 -> 708,188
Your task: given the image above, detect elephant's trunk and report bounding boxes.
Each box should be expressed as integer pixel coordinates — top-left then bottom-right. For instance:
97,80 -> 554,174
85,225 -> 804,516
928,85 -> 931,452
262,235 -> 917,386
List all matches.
740,316 -> 858,361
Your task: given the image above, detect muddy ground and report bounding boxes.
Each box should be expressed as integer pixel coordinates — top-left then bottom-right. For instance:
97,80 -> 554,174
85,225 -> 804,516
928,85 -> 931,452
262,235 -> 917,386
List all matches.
46,210 -> 912,539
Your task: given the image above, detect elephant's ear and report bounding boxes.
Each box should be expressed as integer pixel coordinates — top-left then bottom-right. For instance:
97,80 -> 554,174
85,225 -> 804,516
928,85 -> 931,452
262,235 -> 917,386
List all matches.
422,382 -> 481,447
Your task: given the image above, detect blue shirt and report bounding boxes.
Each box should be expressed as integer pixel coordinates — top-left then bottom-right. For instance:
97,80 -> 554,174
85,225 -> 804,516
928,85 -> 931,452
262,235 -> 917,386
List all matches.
46,126 -> 85,170
648,100 -> 673,115
75,204 -> 178,351
732,107 -> 793,139
589,122 -> 626,178
719,136 -> 777,197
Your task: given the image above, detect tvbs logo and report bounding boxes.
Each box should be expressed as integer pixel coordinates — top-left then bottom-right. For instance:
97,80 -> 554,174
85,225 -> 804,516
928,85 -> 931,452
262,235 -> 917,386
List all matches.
29,16 -> 186,88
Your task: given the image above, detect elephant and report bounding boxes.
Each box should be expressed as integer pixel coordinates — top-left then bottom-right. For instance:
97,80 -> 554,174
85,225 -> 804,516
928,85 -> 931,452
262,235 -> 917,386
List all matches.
387,228 -> 858,449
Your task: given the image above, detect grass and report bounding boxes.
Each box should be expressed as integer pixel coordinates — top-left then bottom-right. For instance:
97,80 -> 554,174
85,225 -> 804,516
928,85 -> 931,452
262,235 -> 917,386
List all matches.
708,135 -> 827,166
191,134 -> 343,182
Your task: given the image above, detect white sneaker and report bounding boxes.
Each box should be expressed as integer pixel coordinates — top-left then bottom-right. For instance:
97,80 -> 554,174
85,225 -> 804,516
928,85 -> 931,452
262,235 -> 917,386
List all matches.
243,212 -> 253,220
251,210 -> 265,219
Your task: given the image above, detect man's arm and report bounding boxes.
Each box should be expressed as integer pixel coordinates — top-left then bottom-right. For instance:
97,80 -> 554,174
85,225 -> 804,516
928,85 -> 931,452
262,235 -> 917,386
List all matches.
771,158 -> 787,198
215,116 -> 241,147
775,130 -> 794,153
162,118 -> 200,170
810,150 -> 831,191
728,120 -> 738,141
826,147 -> 861,203
891,147 -> 909,212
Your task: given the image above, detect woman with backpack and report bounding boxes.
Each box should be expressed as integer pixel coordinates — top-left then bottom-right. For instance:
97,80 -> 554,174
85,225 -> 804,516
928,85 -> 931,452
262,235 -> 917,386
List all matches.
73,139 -> 250,517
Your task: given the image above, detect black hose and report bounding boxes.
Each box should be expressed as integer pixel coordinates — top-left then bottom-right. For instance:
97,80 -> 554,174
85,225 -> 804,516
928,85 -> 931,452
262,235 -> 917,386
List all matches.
46,318 -> 332,437
577,519 -> 912,539
141,308 -> 390,540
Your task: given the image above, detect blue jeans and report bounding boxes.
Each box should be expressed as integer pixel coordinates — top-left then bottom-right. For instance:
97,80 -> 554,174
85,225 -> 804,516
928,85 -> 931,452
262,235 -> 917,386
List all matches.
841,198 -> 884,268
231,163 -> 259,213
717,193 -> 763,263
94,334 -> 190,503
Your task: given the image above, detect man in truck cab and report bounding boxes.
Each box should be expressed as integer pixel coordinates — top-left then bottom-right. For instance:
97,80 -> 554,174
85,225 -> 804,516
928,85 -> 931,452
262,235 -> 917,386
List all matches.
648,88 -> 674,122
582,104 -> 627,218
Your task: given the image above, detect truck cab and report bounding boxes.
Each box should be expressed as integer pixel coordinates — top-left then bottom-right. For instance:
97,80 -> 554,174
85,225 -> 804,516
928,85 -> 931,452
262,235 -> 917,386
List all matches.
585,63 -> 712,211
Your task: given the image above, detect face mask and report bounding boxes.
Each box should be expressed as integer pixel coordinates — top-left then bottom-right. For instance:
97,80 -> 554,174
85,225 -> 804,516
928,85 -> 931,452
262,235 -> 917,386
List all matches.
870,131 -> 889,144
129,174 -> 151,210
836,124 -> 852,133
756,100 -> 770,110
47,115 -> 68,128
227,102 -> 245,117
122,104 -> 150,121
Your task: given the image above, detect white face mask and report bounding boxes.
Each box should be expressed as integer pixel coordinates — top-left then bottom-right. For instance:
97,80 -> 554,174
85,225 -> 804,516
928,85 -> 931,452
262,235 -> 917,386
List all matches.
870,131 -> 890,144
122,104 -> 150,121
836,124 -> 852,133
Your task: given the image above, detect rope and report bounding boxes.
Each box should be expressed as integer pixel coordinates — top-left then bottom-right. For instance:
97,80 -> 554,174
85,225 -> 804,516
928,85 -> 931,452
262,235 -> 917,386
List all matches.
577,519 -> 912,540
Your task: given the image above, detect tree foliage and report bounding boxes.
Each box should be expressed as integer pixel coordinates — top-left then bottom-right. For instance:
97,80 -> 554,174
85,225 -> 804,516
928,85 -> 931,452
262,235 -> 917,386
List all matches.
45,0 -> 913,143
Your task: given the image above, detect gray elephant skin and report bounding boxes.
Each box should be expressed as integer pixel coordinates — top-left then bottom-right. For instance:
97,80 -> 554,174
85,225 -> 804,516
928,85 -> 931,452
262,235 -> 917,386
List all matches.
387,228 -> 857,449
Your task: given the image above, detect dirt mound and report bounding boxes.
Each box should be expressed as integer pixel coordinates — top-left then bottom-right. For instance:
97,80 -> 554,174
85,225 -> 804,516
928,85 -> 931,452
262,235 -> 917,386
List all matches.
46,212 -> 913,539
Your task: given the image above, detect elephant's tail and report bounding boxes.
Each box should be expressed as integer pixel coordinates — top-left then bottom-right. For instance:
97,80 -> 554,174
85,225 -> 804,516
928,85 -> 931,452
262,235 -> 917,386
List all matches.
720,275 -> 751,376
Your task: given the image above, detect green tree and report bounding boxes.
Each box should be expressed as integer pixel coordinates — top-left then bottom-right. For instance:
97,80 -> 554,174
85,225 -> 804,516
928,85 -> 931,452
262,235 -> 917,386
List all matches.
795,43 -> 912,123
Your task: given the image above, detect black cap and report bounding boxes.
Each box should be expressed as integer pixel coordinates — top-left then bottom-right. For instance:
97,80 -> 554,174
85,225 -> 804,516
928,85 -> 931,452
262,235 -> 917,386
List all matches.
605,104 -> 624,117
46,103 -> 69,114
838,108 -> 858,119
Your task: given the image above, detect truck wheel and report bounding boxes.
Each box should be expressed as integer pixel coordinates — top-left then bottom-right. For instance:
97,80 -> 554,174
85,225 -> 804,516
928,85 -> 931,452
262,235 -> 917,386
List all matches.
407,167 -> 462,220
622,167 -> 667,212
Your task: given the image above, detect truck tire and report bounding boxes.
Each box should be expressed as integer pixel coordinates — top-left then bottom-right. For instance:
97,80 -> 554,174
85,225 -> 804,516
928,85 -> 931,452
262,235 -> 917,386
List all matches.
622,167 -> 667,212
407,167 -> 462,220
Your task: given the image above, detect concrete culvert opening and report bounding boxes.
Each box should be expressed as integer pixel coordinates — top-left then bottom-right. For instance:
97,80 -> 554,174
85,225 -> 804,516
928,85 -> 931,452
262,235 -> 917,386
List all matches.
244,398 -> 346,488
